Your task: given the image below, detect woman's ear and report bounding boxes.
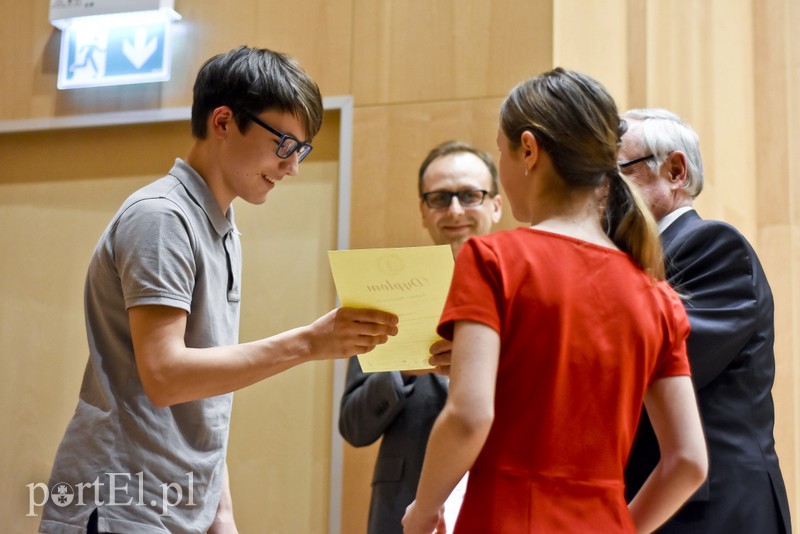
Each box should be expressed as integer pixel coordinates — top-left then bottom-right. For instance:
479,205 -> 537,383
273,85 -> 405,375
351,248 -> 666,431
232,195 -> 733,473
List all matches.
519,129 -> 540,174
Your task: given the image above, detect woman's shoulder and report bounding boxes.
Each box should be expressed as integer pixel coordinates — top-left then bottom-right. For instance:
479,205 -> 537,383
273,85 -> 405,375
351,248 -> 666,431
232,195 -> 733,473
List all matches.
460,228 -> 537,257
468,227 -> 552,246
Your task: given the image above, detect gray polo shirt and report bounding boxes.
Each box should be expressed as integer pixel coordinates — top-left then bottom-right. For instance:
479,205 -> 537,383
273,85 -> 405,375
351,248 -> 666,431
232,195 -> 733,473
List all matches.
41,159 -> 241,533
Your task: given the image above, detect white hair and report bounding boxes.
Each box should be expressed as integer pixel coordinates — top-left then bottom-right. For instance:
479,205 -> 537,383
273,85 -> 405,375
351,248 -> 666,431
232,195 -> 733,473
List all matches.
622,108 -> 704,198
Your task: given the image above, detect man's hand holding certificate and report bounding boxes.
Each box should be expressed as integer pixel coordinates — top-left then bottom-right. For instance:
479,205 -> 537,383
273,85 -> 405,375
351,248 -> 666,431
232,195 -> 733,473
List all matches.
328,245 -> 454,372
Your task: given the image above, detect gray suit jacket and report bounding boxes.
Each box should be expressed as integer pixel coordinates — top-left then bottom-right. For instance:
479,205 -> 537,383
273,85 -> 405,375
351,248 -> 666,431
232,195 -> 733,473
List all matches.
339,356 -> 448,534
624,210 -> 791,533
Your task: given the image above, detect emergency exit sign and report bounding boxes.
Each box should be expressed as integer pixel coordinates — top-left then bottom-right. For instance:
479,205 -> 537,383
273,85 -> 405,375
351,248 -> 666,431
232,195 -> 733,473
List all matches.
57,16 -> 173,90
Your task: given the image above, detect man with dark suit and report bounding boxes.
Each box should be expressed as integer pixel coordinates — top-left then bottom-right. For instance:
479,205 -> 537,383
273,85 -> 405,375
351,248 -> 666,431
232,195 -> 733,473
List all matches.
338,141 -> 502,534
620,108 -> 791,533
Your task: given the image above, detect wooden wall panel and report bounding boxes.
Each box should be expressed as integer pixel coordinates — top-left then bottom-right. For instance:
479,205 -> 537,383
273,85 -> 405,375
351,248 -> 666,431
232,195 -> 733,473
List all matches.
705,0 -> 756,236
624,0 -> 648,109
341,441 -> 379,534
753,0 -> 792,228
0,122 -> 189,184
176,0 -> 355,99
761,223 -> 800,517
2,2 -> 57,118
791,0 -> 800,228
553,0 -> 629,105
0,173 -> 152,534
754,0 -> 800,518
351,0 -> 553,105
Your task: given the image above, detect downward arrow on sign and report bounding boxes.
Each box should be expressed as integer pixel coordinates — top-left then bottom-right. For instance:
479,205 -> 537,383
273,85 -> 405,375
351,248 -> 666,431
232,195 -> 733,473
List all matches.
123,28 -> 157,69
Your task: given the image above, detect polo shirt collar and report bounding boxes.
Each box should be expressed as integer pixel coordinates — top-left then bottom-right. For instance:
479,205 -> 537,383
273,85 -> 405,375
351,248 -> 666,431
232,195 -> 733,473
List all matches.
168,158 -> 236,238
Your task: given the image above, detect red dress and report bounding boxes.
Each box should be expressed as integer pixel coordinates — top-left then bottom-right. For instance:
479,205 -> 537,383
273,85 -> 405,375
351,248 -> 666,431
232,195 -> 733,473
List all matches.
438,228 -> 691,533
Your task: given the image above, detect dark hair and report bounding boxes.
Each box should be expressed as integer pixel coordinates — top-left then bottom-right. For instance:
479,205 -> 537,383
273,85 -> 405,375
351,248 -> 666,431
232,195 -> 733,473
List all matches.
500,68 -> 664,279
191,46 -> 323,141
418,140 -> 499,197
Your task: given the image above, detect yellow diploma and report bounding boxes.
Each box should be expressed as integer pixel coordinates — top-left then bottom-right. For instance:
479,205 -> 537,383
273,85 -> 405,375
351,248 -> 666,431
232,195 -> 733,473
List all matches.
328,245 -> 454,372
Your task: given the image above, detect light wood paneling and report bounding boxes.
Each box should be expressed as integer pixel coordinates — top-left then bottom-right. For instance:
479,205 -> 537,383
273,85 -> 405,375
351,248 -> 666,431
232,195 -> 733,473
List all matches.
754,0 -> 800,518
0,173 -> 153,534
3,3 -> 59,118
761,225 -> 799,517
753,0 -> 792,228
351,0 -> 553,105
341,440 -> 381,534
0,122 -> 190,184
625,0 -> 647,109
175,0 -> 355,99
707,0 -> 756,236
553,0 -> 629,105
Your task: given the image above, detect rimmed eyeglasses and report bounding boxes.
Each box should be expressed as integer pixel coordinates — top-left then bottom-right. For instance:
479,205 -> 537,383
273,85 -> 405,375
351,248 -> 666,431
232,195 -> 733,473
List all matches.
421,190 -> 490,209
242,111 -> 313,163
618,154 -> 655,169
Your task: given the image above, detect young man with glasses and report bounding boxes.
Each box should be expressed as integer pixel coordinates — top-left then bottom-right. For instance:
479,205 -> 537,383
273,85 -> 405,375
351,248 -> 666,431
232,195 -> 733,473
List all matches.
619,108 -> 791,534
338,141 -> 502,534
40,46 -> 397,534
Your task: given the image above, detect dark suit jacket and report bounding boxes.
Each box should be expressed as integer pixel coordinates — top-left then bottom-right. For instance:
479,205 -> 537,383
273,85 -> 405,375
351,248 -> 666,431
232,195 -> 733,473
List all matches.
339,356 -> 448,534
624,210 -> 791,533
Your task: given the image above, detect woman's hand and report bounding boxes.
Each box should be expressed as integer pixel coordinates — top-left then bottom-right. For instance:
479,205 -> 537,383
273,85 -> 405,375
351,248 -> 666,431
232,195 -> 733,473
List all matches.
402,500 -> 447,534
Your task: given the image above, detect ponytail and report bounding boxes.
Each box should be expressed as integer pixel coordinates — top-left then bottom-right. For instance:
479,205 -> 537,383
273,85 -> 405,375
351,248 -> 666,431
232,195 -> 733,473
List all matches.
603,170 -> 665,280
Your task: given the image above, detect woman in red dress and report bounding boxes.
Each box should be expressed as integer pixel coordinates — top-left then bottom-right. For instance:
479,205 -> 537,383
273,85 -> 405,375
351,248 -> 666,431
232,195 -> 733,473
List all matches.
402,68 -> 707,533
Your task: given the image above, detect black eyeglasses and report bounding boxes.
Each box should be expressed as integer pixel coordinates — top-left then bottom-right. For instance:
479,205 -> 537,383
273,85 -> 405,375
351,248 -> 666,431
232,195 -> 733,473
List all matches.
619,154 -> 655,168
421,189 -> 490,209
242,111 -> 313,163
